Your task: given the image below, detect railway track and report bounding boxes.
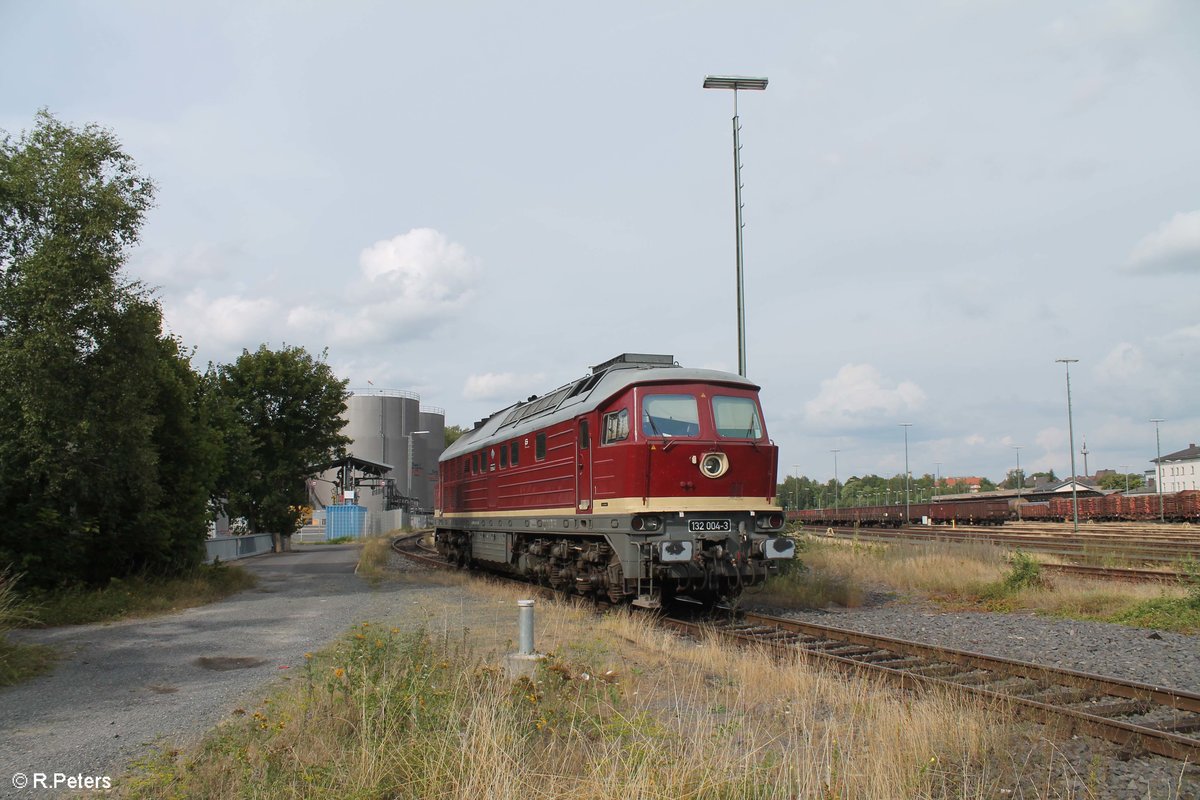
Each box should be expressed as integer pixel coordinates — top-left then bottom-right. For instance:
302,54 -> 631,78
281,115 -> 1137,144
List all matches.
1039,562 -> 1183,583
388,531 -> 1200,762
390,530 -> 448,568
806,525 -> 1200,570
663,612 -> 1200,762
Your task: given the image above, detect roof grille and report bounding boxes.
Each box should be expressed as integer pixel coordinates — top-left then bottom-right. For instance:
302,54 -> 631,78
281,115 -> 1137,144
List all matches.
590,353 -> 675,373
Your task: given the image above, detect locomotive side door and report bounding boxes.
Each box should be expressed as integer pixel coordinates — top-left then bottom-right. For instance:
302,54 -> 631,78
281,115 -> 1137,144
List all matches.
576,417 -> 593,513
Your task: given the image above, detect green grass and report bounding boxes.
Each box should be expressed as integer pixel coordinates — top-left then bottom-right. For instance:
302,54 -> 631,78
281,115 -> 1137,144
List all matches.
0,637 -> 56,686
1109,596 -> 1200,633
23,562 -> 257,628
0,566 -> 57,685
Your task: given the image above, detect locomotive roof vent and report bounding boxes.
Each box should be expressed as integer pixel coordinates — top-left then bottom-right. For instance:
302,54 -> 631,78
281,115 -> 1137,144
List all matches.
590,353 -> 677,374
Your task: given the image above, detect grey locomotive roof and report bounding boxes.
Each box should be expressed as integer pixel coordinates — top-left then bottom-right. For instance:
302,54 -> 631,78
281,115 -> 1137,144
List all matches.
441,358 -> 758,462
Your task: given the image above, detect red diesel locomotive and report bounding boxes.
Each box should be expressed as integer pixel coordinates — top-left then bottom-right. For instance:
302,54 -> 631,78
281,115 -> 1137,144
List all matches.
434,353 -> 795,607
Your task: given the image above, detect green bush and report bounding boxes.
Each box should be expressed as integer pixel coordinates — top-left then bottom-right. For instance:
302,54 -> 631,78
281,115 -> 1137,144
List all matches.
1002,551 -> 1044,593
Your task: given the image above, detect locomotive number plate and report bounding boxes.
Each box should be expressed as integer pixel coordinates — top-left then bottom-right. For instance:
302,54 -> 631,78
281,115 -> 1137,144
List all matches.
688,519 -> 731,533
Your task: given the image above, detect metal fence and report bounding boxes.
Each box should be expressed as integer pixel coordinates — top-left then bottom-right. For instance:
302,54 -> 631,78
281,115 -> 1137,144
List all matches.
205,533 -> 274,563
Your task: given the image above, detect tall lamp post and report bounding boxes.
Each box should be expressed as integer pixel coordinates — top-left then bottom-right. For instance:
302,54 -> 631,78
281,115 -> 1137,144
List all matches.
1119,464 -> 1131,494
830,449 -> 840,510
1056,359 -> 1080,534
1011,445 -> 1023,521
899,423 -> 912,523
703,74 -> 768,378
1150,418 -> 1165,522
793,463 -> 801,510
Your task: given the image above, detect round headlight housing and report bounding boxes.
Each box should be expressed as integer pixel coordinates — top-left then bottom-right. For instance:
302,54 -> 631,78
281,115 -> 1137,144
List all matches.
756,513 -> 785,530
699,452 -> 729,479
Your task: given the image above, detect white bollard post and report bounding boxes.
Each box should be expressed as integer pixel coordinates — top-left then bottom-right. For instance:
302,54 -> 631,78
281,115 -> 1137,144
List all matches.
517,599 -> 535,655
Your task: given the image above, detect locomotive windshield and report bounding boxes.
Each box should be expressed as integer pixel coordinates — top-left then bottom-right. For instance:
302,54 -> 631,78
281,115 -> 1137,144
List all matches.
642,394 -> 700,437
712,396 -> 763,438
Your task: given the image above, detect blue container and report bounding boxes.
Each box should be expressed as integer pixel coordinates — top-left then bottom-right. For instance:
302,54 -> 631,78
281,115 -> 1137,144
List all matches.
327,504 -> 367,539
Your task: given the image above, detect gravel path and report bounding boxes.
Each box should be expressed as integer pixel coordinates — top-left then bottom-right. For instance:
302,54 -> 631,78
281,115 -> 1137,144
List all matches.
0,545 -> 422,798
752,595 -> 1200,799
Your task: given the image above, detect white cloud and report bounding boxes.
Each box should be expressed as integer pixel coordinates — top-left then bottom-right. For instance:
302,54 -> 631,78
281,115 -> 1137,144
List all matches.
292,228 -> 480,346
803,364 -> 926,428
157,228 -> 480,366
1096,342 -> 1145,383
1035,427 -> 1067,453
1157,323 -> 1200,347
130,243 -> 234,291
357,228 -> 477,303
463,372 -> 547,402
162,290 -> 280,355
1126,210 -> 1200,274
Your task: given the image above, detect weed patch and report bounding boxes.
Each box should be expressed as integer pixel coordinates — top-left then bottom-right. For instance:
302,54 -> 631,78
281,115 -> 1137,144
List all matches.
24,563 -> 257,628
1110,596 -> 1200,633
752,559 -> 868,609
355,535 -> 395,583
0,567 -> 56,684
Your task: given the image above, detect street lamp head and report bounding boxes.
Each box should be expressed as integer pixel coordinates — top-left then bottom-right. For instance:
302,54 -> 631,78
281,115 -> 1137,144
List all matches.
703,75 -> 769,91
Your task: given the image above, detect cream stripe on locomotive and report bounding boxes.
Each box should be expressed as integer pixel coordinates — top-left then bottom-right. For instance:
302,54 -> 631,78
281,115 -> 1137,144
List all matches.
437,496 -> 778,520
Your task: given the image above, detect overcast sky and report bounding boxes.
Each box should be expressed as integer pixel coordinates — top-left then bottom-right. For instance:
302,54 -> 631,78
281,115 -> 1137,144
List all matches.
3,1 -> 1197,486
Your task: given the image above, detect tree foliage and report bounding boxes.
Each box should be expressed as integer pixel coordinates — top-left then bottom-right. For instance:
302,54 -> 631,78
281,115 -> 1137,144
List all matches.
0,111 -> 219,587
1098,472 -> 1143,491
777,472 -> 949,509
444,424 -> 467,448
211,345 -> 350,541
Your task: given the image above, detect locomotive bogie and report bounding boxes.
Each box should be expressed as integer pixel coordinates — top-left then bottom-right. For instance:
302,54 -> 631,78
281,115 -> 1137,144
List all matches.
435,508 -> 793,605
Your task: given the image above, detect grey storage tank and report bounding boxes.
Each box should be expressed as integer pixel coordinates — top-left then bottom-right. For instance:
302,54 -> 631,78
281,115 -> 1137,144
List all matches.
317,390 -> 445,525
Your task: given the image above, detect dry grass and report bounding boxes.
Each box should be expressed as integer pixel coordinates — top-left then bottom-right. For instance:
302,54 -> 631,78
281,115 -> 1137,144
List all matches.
758,537 -> 1199,632
120,579 -> 1062,799
355,533 -> 401,583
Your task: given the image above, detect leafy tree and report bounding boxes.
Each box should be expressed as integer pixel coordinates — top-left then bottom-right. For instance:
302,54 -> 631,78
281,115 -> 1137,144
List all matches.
0,111 -> 217,587
1001,470 -> 1025,490
444,424 -> 467,448
212,345 -> 350,550
1098,472 -> 1143,491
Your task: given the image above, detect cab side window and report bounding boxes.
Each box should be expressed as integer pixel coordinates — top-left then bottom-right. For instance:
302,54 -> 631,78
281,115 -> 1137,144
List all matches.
602,408 -> 629,444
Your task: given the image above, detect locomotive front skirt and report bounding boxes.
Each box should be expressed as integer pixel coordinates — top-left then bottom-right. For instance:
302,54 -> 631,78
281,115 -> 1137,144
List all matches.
434,353 -> 795,607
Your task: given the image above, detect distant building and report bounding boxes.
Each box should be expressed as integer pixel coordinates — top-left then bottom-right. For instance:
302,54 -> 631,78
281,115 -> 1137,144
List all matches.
1154,442 -> 1200,493
943,476 -> 984,493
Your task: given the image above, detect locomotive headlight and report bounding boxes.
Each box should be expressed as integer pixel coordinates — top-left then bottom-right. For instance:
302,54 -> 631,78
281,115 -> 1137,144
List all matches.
659,540 -> 694,562
755,513 -> 785,530
699,452 -> 729,479
631,515 -> 662,532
